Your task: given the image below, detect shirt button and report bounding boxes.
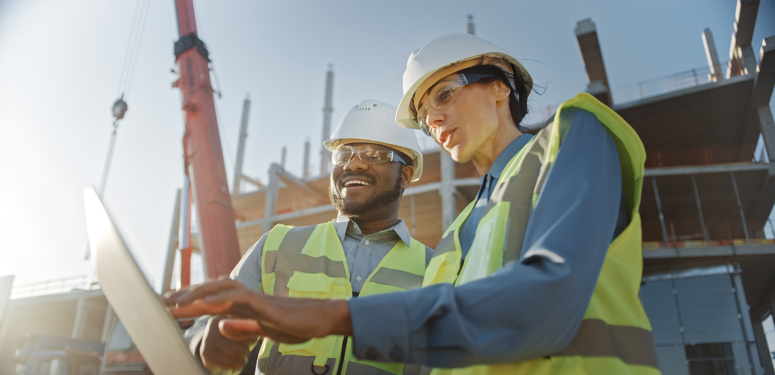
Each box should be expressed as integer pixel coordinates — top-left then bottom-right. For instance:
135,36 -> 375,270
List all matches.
356,276 -> 363,282
365,240 -> 370,245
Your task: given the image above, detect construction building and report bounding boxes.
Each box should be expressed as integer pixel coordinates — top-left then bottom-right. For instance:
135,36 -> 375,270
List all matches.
1,3 -> 774,375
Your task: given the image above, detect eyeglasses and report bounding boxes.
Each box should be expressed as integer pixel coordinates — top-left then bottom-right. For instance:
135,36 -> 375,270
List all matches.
332,145 -> 409,167
413,72 -> 499,136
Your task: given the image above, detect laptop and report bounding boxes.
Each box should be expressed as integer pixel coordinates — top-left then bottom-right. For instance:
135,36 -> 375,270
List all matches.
83,187 -> 208,375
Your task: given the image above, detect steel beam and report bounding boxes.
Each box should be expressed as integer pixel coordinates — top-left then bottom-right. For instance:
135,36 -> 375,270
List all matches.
644,162 -> 773,176
752,320 -> 775,375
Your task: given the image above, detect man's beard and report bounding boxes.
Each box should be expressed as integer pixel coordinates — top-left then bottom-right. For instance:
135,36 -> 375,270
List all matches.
329,174 -> 403,217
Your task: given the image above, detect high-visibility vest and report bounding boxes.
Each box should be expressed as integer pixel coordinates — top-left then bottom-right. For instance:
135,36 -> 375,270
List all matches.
257,220 -> 428,375
424,93 -> 660,375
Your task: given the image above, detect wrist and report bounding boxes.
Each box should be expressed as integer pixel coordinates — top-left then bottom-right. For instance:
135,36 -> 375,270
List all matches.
328,299 -> 352,336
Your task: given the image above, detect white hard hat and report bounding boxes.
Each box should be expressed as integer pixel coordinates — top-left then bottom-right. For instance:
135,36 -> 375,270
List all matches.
324,99 -> 424,181
395,33 -> 533,129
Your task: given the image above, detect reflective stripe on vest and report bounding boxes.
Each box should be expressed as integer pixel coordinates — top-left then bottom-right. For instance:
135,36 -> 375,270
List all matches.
258,220 -> 428,375
423,93 -> 660,375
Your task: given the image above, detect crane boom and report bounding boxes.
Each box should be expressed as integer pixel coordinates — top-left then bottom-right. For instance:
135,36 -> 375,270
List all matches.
172,0 -> 241,279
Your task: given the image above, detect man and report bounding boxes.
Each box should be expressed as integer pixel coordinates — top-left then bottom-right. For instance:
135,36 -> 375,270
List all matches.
167,34 -> 660,375
182,99 -> 433,375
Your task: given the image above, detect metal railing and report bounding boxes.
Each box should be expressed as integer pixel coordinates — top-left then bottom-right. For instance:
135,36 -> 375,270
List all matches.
527,62 -> 729,124
611,62 -> 726,105
10,274 -> 96,299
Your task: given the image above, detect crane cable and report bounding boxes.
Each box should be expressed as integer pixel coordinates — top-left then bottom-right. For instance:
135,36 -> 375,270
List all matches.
86,1 -> 151,260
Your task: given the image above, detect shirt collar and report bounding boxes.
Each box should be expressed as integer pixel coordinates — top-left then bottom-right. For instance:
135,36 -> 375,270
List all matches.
334,214 -> 412,247
486,133 -> 533,180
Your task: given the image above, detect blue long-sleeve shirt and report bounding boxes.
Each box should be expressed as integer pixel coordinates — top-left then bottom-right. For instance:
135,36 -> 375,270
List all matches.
348,109 -> 627,367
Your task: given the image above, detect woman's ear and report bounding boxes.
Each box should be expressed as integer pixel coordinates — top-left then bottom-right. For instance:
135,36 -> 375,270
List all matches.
491,80 -> 511,101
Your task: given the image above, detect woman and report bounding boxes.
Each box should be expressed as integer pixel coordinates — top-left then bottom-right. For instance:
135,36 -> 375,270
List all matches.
166,34 -> 660,375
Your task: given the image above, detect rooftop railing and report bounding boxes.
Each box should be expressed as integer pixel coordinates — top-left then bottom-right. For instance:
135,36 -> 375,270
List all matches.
529,62 -> 729,124
10,274 -> 96,299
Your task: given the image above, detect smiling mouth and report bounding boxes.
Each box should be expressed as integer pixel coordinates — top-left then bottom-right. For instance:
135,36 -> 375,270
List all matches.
342,179 -> 371,188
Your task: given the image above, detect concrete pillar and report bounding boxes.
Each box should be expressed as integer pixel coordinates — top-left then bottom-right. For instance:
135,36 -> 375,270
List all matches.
575,18 -> 611,106
440,152 -> 457,231
753,319 -> 775,375
263,164 -> 280,234
733,271 -> 760,375
71,291 -> 89,339
101,305 -> 114,343
303,139 -> 311,178
320,66 -> 334,176
281,146 -> 287,170
233,95 -> 251,196
757,106 -> 775,165
727,0 -> 761,77
703,28 -> 723,81
466,14 -> 475,35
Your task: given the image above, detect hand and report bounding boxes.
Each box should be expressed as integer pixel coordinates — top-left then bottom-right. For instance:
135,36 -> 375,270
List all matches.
199,316 -> 257,370
164,277 -> 353,343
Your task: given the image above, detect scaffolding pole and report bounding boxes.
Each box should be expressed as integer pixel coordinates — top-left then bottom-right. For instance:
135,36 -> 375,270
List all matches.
730,172 -> 751,243
691,174 -> 710,241
651,177 -> 671,246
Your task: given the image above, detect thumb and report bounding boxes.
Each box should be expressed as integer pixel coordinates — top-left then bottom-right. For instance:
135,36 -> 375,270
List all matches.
219,318 -> 262,340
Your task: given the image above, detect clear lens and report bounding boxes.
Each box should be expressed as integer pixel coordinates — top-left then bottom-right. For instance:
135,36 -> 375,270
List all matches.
415,74 -> 470,137
332,145 -> 403,166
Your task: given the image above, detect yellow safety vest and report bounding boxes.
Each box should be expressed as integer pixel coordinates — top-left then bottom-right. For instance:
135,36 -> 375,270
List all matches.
424,93 -> 660,375
257,220 -> 428,375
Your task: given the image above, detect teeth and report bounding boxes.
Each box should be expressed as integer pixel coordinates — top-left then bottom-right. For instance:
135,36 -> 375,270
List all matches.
344,180 -> 370,187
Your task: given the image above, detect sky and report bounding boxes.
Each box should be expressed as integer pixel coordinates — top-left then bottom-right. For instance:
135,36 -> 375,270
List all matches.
0,0 -> 774,291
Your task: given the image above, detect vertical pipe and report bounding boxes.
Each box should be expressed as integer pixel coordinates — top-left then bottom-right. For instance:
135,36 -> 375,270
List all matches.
466,14 -> 475,35
232,95 -> 251,196
731,172 -> 751,243
691,174 -> 710,242
303,138 -> 311,178
320,65 -> 334,175
281,146 -> 287,170
410,194 -> 416,237
263,164 -> 280,234
651,177 -> 671,246
162,189 -> 182,293
180,180 -> 193,287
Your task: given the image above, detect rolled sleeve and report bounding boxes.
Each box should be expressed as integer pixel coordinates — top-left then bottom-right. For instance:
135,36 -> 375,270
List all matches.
350,109 -> 624,367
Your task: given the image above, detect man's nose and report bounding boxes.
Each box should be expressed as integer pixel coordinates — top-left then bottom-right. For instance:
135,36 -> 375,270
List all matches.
343,154 -> 369,172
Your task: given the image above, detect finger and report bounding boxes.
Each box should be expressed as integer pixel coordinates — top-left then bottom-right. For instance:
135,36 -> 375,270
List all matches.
220,319 -> 262,340
172,278 -> 243,305
199,289 -> 268,319
169,299 -> 233,319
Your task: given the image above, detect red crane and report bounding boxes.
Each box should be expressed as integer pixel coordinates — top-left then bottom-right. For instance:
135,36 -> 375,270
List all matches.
172,0 -> 241,282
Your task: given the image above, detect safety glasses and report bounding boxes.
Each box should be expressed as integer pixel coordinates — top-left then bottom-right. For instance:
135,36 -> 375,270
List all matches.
414,72 -> 499,136
332,145 -> 408,167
